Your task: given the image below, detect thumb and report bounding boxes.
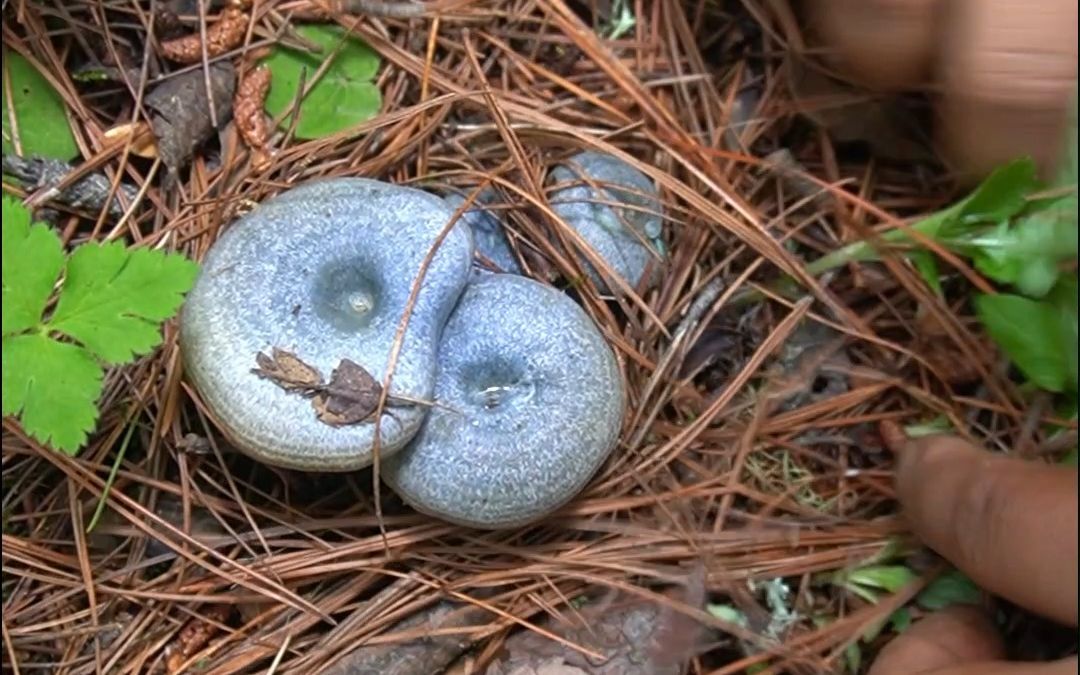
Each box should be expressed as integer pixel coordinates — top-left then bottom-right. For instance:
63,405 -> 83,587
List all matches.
807,0 -> 941,91
869,605 -> 1079,675
936,0 -> 1078,179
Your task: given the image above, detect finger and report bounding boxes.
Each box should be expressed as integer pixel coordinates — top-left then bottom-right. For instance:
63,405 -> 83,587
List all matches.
896,435 -> 1079,626
868,606 -> 1003,675
936,0 -> 1078,179
907,657 -> 1078,675
807,0 -> 942,90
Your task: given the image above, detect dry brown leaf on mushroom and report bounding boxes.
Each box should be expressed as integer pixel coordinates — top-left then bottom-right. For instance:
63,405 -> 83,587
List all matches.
251,350 -> 425,427
312,358 -> 387,426
251,347 -> 325,392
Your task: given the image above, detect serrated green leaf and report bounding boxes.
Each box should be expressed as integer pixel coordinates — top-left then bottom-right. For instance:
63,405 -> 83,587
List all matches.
2,195 -> 64,335
2,333 -> 103,453
916,570 -> 981,611
1,48 -> 79,161
47,242 -> 199,364
975,293 -> 1069,392
963,196 -> 1077,296
845,565 -> 918,594
1048,276 -> 1078,391
263,25 -> 382,140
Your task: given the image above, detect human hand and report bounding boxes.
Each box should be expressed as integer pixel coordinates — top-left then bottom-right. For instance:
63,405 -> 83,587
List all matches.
806,0 -> 1078,180
869,433 -> 1079,674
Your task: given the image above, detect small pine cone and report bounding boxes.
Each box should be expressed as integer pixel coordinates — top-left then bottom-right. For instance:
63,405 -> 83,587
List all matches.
234,65 -> 274,170
159,7 -> 249,64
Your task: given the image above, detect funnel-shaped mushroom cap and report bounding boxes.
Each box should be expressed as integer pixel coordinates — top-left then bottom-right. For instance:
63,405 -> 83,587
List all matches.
383,274 -> 625,529
548,151 -> 664,290
180,178 -> 474,471
443,190 -> 522,276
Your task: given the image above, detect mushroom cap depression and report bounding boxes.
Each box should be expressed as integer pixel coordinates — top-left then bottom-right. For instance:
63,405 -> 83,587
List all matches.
548,151 -> 665,291
382,274 -> 626,529
180,178 -> 474,471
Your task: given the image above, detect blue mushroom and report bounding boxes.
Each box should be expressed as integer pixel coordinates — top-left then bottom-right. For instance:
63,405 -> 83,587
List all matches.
383,274 -> 626,529
179,178 -> 475,471
548,151 -> 665,291
442,188 -> 523,276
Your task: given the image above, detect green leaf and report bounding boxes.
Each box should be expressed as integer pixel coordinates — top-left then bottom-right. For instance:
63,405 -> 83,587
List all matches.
2,333 -> 103,453
916,570 -> 982,611
889,607 -> 913,634
845,565 -> 918,594
1048,275 -> 1078,391
262,25 -> 382,140
964,197 -> 1077,296
2,195 -> 64,335
975,292 -> 1070,392
844,643 -> 862,674
47,242 -> 199,364
706,603 -> 749,628
911,249 -> 943,297
1,48 -> 79,160
954,157 -> 1039,227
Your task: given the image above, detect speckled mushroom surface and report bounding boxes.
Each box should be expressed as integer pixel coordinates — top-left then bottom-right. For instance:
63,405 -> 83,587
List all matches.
179,178 -> 474,471
382,273 -> 625,529
548,151 -> 665,290
442,189 -> 522,276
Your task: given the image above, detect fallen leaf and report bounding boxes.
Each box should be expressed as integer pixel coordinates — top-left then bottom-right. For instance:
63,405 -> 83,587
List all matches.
312,358 -> 384,426
144,61 -> 235,173
251,347 -> 325,391
0,155 -> 139,219
488,568 -> 709,675
504,660 -> 589,675
292,0 -> 428,20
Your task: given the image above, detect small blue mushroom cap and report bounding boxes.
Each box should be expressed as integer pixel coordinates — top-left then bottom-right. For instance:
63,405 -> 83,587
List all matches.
382,274 -> 626,529
442,189 -> 523,276
548,151 -> 665,290
179,178 -> 475,471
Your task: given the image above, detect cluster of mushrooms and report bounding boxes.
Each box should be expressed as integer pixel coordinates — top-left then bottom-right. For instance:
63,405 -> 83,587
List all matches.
179,151 -> 664,529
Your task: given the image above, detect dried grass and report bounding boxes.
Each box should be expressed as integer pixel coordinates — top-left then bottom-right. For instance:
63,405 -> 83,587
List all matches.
1,1 -> 1049,673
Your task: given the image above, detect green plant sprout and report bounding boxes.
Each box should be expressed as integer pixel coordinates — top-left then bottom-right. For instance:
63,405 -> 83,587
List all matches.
602,0 -> 637,40
1,196 -> 198,453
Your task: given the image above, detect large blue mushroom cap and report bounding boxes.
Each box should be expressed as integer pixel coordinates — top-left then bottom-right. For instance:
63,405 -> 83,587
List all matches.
179,178 -> 475,471
383,273 -> 626,529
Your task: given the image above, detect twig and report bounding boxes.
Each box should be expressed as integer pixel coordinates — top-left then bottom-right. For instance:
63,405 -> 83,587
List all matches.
2,154 -> 139,218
